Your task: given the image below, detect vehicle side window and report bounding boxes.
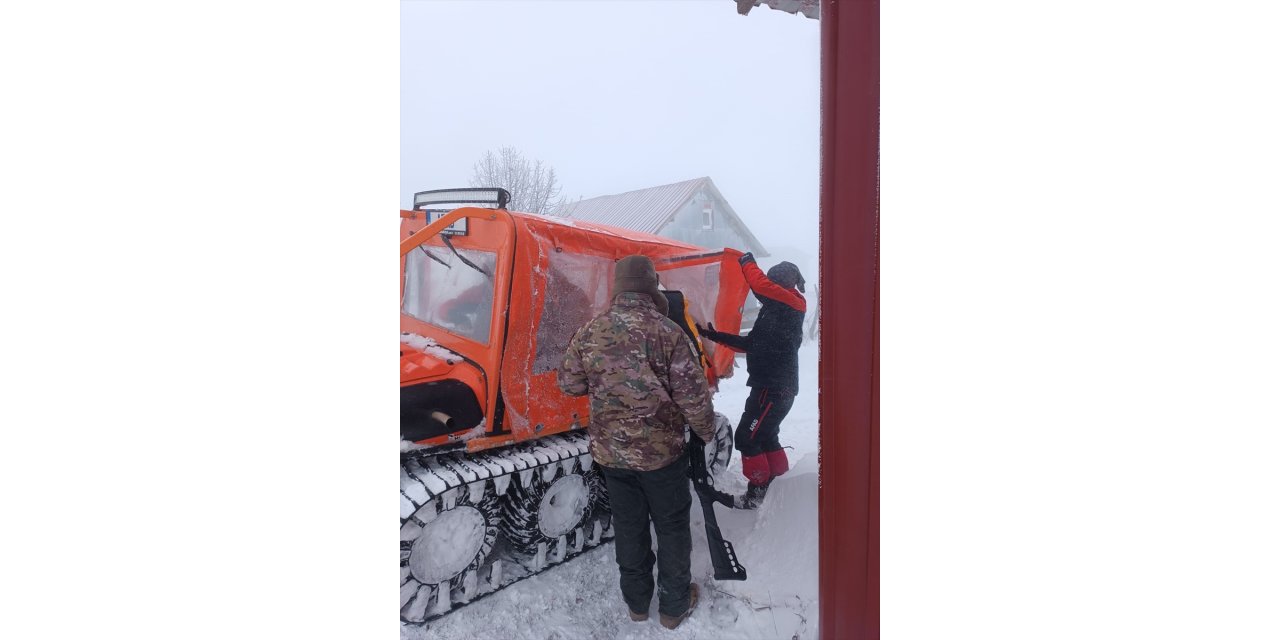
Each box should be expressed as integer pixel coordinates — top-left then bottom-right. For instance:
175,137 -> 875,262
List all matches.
402,245 -> 497,344
532,251 -> 613,374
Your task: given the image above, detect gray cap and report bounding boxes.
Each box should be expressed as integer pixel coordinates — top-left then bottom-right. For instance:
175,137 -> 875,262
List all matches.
767,261 -> 806,293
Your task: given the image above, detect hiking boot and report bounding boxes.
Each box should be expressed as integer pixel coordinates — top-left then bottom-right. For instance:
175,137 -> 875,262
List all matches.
628,609 -> 648,622
659,583 -> 699,630
734,482 -> 770,510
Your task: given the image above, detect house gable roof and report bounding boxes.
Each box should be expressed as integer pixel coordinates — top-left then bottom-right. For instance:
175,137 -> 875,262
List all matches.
558,177 -> 769,255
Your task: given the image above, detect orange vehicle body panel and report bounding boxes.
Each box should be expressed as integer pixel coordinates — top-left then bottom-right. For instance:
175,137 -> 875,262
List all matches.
401,207 -> 749,455
401,207 -> 515,450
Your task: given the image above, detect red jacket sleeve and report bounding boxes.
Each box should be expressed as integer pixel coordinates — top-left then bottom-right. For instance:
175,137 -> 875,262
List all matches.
743,261 -> 806,312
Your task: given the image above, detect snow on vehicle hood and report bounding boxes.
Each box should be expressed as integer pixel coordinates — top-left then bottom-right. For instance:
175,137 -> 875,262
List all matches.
400,332 -> 462,364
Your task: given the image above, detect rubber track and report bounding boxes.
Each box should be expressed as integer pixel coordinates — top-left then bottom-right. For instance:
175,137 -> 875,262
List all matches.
400,431 -> 611,625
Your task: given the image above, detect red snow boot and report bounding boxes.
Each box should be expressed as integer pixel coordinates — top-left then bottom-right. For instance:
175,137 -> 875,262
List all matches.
741,453 -> 771,486
765,449 -> 790,478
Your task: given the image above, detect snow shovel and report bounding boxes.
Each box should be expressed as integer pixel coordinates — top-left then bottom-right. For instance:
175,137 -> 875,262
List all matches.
687,435 -> 748,581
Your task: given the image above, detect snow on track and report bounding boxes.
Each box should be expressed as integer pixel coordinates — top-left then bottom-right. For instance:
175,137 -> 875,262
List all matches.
404,340 -> 821,640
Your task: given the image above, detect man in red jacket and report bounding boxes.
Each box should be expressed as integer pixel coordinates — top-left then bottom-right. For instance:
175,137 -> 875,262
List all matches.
699,252 -> 806,509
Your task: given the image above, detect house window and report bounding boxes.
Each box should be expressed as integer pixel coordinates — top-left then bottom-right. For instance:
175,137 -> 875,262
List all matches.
702,202 -> 714,230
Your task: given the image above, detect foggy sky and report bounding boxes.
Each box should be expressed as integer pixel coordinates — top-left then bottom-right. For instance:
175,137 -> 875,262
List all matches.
401,0 -> 820,267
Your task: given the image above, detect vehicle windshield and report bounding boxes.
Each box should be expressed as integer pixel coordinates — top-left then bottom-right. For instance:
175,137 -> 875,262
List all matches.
402,243 -> 498,344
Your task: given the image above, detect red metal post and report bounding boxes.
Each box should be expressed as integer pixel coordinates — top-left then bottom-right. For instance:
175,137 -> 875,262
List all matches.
818,0 -> 879,638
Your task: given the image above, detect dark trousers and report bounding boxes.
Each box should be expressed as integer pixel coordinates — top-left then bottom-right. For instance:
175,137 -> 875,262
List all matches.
734,385 -> 795,457
600,456 -> 693,618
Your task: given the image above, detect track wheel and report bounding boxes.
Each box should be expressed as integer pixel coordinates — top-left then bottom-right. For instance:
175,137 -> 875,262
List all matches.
703,412 -> 735,471
400,482 -> 499,622
501,459 -> 600,560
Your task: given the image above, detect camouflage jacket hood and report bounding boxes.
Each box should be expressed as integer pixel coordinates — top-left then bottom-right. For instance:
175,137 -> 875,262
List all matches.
558,293 -> 717,471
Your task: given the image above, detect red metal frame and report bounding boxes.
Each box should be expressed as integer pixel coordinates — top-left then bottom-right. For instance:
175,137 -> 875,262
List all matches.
818,0 -> 880,638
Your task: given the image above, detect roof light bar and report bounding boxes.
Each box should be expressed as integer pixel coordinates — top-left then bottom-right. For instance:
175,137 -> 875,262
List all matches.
412,187 -> 511,211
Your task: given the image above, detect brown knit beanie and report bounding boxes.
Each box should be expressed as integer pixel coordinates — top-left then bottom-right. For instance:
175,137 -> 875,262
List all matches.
612,255 -> 669,316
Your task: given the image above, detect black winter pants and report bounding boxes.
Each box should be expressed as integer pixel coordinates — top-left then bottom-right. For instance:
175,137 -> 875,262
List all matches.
600,456 -> 693,618
734,385 -> 796,457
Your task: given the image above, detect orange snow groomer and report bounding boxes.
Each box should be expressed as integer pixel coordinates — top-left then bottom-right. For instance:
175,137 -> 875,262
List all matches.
399,187 -> 749,453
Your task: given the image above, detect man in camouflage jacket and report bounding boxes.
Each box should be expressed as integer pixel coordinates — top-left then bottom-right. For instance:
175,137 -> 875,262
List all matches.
559,255 -> 716,630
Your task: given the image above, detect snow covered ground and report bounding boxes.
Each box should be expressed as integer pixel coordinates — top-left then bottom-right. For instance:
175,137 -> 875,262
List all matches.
404,340 -> 821,640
